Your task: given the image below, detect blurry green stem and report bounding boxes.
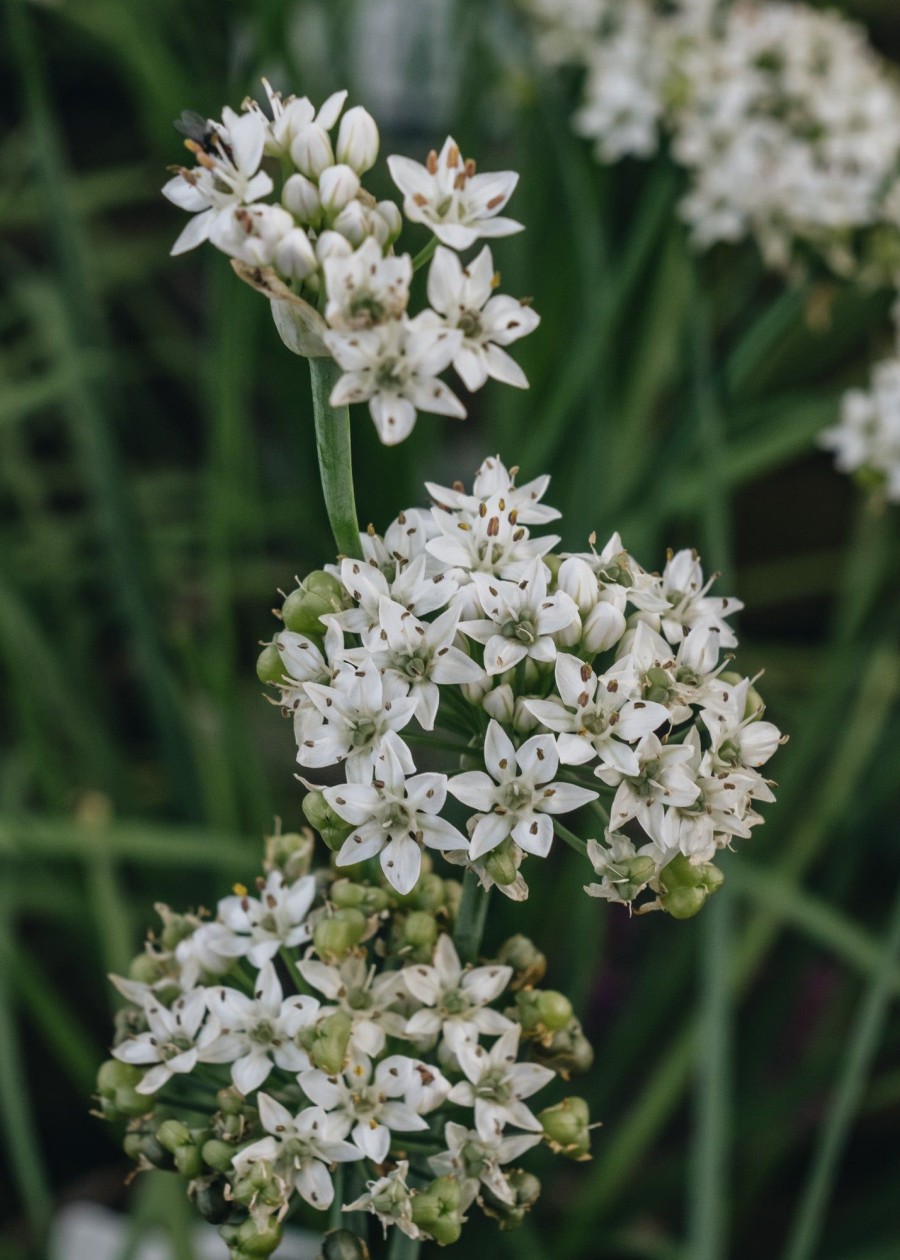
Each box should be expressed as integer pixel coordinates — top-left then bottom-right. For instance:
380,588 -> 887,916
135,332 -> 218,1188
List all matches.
412,237 -> 438,272
309,357 -> 363,560
454,870 -> 490,964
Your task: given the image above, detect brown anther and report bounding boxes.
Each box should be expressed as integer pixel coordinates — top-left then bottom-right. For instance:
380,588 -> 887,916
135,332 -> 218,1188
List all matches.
447,143 -> 460,168
486,194 -> 505,209
487,516 -> 500,538
426,149 -> 439,174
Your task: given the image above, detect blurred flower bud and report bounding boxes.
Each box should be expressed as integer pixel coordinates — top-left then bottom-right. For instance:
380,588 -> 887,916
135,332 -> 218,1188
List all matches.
194,1178 -> 232,1223
331,200 -> 369,247
484,839 -> 519,886
256,644 -> 285,686
283,172 -> 322,225
513,696 -> 541,734
202,1137 -> 237,1174
530,1015 -> 594,1077
290,123 -> 334,179
410,1176 -> 462,1245
331,879 -> 391,915
313,908 -> 367,961
95,1059 -> 151,1119
274,228 -> 318,282
481,1168 -> 541,1229
211,205 -> 294,267
156,1118 -> 193,1155
319,164 -> 361,217
557,557 -> 599,614
264,828 -> 314,881
497,934 -> 547,988
302,791 -> 354,850
336,106 -> 380,174
402,910 -> 439,961
539,1096 -> 593,1159
374,200 -> 403,246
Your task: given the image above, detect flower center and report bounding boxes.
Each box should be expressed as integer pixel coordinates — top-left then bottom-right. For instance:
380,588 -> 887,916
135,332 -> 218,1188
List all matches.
500,780 -> 530,812
442,988 -> 469,1016
249,1020 -> 276,1046
501,615 -> 536,644
458,309 -> 482,339
352,718 -> 378,748
346,986 -> 373,1011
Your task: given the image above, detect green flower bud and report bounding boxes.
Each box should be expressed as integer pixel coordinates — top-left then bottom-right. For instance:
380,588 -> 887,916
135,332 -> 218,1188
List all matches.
320,1229 -> 372,1260
516,989 -> 573,1036
530,1016 -> 594,1078
174,1143 -> 203,1179
128,951 -> 166,985
658,854 -> 724,919
282,571 -> 348,636
405,872 -> 446,912
156,1118 -> 192,1155
230,1215 -> 283,1256
664,886 -> 708,919
331,879 -> 390,915
497,935 -> 547,988
96,1059 -> 151,1119
302,791 -> 354,851
539,1097 -> 593,1159
159,912 -> 195,952
217,1087 -> 247,1117
403,910 -> 438,950
256,644 -> 285,686
484,839 -> 518,886
300,1010 -> 352,1075
313,908 -> 367,961
126,1131 -> 173,1169
410,1176 -> 462,1245
202,1138 -> 237,1174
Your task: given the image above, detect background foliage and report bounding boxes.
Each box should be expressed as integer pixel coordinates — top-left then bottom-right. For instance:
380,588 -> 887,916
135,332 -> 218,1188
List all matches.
2,0 -> 900,1256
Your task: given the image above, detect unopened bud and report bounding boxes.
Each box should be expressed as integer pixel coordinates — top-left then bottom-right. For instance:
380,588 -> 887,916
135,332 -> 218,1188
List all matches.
497,935 -> 547,988
290,123 -> 334,179
336,106 -> 380,174
539,1096 -> 593,1159
319,164 -> 361,216
513,696 -> 540,734
283,172 -> 322,224
156,1118 -> 192,1155
557,557 -> 599,615
231,1215 -> 283,1256
582,601 -> 626,654
481,1168 -> 541,1229
402,910 -> 438,960
331,879 -> 391,914
202,1137 -> 236,1173
256,644 -> 285,686
302,790 -> 354,850
483,684 -> 514,724
331,200 -> 369,247
96,1059 -> 150,1119
274,228 -> 318,282
373,200 -> 403,246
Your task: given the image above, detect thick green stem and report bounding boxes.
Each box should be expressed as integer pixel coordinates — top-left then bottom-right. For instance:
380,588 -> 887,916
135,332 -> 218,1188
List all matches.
388,1229 -> 422,1259
309,357 -> 364,560
454,869 -> 490,964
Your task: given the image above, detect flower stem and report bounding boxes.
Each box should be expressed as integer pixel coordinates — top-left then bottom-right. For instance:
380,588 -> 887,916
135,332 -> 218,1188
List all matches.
308,357 -> 364,560
554,821 -> 587,855
279,946 -> 311,996
388,1229 -> 421,1259
412,237 -> 438,272
454,869 -> 490,964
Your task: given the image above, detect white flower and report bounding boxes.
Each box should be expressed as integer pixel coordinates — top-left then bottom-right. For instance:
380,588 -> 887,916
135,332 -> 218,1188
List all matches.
447,1026 -> 555,1142
700,678 -> 783,773
344,1161 -> 420,1239
174,922 -> 241,988
323,237 -> 411,331
426,454 -> 561,526
402,934 -> 514,1046
525,653 -> 670,776
299,1056 -> 430,1162
821,359 -> 900,501
448,720 -> 598,860
297,955 -> 409,1059
247,81 -> 347,160
234,1093 -> 361,1211
388,136 -> 523,250
325,316 -> 464,446
111,990 -> 208,1095
629,549 -> 742,648
335,553 -> 456,636
429,1121 -> 542,1212
162,108 -> 272,255
208,203 -> 294,265
460,558 -> 577,673
358,598 -> 483,729
427,498 -> 557,584
598,730 -> 700,832
201,962 -> 319,1094
299,658 -> 417,783
424,246 -> 540,391
324,740 -> 468,894
216,872 -> 316,967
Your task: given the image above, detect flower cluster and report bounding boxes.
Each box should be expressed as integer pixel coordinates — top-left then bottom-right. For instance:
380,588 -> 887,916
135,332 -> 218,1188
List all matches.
164,85 -> 539,444
258,455 -> 783,917
97,837 -> 594,1258
821,355 -> 900,504
519,0 -> 900,281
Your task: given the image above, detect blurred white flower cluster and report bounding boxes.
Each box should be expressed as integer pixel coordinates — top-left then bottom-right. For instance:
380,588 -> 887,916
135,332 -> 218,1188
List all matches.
520,0 -> 900,280
259,455 -> 783,917
820,355 -> 900,503
163,85 -> 539,445
99,844 -> 594,1257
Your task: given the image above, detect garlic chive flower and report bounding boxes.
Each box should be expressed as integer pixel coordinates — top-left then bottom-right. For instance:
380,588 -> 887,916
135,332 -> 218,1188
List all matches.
164,87 -> 538,448
264,455 -> 782,910
821,357 -> 900,503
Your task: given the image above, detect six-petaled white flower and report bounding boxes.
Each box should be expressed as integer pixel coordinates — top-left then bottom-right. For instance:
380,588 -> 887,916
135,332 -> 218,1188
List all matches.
112,990 -> 209,1095
447,1026 -> 555,1142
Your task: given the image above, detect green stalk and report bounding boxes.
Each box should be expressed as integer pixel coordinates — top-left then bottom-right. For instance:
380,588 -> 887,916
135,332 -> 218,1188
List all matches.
309,357 -> 364,560
454,869 -> 490,964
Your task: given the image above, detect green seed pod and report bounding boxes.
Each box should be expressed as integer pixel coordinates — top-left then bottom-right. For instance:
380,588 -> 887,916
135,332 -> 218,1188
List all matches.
411,1177 -> 462,1245
282,571 -> 348,636
232,1215 -> 283,1256
128,951 -> 166,985
517,989 -> 573,1035
664,886 -> 708,920
539,1096 -> 593,1159
159,913 -> 195,952
96,1058 -> 150,1118
256,644 -> 285,686
134,1132 -> 174,1170
484,839 -> 518,886
301,1010 -> 353,1075
313,908 -> 367,961
442,878 -> 462,923
320,1229 -> 372,1260
407,872 -> 446,912
202,1138 -> 237,1174
497,935 -> 547,988
329,879 -> 366,909
480,1168 -> 541,1229
403,910 -> 438,950
264,828 -> 315,881
174,1143 -> 203,1179
217,1087 -> 246,1117
302,791 -> 354,851
530,1015 -> 594,1078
